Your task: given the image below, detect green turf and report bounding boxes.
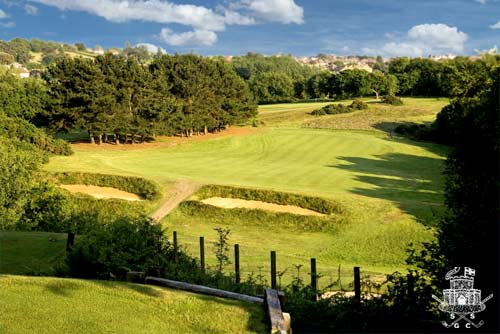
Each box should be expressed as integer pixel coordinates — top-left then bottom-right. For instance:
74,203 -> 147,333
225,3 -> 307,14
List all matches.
44,98 -> 449,286
0,275 -> 266,334
0,231 -> 67,275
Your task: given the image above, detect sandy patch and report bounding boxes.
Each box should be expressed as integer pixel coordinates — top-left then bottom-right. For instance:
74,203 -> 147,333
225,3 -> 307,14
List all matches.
200,197 -> 325,217
59,184 -> 143,201
151,181 -> 200,221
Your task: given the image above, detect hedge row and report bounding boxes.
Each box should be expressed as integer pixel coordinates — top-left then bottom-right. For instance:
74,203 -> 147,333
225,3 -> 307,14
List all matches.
195,185 -> 344,215
178,201 -> 344,233
311,100 -> 368,116
53,172 -> 161,200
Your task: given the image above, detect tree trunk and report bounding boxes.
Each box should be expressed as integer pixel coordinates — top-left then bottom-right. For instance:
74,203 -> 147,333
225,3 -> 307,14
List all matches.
104,133 -> 108,142
371,89 -> 380,100
89,130 -> 95,144
204,126 -> 208,135
115,134 -> 120,145
98,133 -> 103,145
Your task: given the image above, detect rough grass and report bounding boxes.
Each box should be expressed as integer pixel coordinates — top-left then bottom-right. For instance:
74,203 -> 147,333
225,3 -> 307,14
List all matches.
0,275 -> 266,334
0,231 -> 66,275
302,98 -> 449,132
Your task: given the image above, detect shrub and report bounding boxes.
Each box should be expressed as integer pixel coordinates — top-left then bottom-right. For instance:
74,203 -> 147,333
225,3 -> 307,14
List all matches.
53,172 -> 161,200
381,95 -> 403,106
0,114 -> 73,156
311,103 -> 354,116
349,99 -> 368,110
66,217 -> 173,279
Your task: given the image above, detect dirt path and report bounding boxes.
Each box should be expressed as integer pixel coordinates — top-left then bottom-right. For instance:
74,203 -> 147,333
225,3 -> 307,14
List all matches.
151,181 -> 201,221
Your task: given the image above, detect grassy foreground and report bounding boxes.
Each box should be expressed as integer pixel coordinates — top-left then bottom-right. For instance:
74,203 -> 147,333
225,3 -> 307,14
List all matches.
0,231 -> 66,275
0,275 -> 266,334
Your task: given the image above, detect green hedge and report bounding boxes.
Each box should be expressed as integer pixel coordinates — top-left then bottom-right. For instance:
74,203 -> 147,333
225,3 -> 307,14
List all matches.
195,185 -> 344,215
178,201 -> 344,233
53,172 -> 161,200
381,95 -> 403,106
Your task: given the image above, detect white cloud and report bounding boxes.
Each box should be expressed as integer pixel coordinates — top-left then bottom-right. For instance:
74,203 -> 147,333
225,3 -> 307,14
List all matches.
0,9 -> 7,18
32,0 -> 227,31
241,0 -> 304,24
475,0 -> 487,4
366,23 -> 468,57
159,28 -> 217,47
408,24 -> 468,52
491,21 -> 500,29
31,0 -> 304,47
24,4 -> 38,15
135,43 -> 166,54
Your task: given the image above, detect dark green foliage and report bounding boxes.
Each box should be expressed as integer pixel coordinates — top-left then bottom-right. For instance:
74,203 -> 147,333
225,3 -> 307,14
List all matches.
178,201 -> 343,233
349,99 -> 368,110
0,67 -> 48,120
381,95 -> 403,105
66,217 -> 172,279
43,54 -> 256,142
17,181 -> 71,232
0,114 -> 72,155
53,172 -> 161,200
196,185 -> 344,215
0,137 -> 46,229
311,103 -> 352,116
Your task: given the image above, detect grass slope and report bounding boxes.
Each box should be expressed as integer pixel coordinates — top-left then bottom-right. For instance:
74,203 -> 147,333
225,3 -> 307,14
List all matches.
0,231 -> 66,275
0,275 -> 266,334
44,98 -> 448,286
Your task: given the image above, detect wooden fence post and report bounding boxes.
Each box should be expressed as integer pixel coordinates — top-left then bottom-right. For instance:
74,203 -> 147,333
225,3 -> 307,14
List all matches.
311,258 -> 317,300
200,236 -> 205,273
173,231 -> 178,263
271,251 -> 277,290
66,232 -> 75,252
354,266 -> 361,301
234,244 -> 240,284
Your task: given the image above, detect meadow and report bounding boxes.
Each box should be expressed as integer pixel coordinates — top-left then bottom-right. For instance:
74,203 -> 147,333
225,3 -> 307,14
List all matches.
0,275 -> 266,334
43,97 -> 448,288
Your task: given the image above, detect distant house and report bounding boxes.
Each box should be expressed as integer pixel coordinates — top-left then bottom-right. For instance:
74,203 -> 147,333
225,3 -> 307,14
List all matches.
18,67 -> 30,78
93,47 -> 105,55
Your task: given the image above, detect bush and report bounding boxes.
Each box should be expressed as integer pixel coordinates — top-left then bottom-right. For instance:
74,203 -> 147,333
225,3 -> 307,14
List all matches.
349,99 -> 368,110
53,172 -> 161,200
311,103 -> 356,116
0,114 -> 73,156
381,95 -> 403,106
66,217 -> 173,279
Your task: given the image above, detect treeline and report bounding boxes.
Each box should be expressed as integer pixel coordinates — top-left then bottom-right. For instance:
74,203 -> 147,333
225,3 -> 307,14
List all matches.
229,53 -> 499,103
41,54 -> 256,144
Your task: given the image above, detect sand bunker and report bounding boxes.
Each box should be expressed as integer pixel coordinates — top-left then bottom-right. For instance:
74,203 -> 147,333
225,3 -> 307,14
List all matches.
200,197 -> 325,217
59,184 -> 143,201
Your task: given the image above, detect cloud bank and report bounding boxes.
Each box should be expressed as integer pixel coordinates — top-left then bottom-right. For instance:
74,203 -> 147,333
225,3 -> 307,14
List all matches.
31,0 -> 304,47
364,23 -> 468,57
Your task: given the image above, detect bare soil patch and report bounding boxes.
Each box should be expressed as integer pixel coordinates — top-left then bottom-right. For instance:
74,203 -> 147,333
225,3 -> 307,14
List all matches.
72,127 -> 261,151
151,181 -> 201,221
59,184 -> 143,201
200,197 -> 325,217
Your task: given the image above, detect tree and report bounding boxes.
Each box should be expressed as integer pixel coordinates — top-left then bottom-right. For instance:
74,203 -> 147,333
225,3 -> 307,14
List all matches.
0,137 -> 45,229
0,52 -> 14,65
250,72 -> 294,103
75,42 -> 86,51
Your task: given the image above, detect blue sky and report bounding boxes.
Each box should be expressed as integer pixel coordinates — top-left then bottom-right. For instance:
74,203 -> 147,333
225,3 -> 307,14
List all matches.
0,0 -> 498,56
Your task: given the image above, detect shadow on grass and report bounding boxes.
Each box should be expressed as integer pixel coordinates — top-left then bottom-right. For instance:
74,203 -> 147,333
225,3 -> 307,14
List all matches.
372,121 -> 433,133
331,150 -> 446,227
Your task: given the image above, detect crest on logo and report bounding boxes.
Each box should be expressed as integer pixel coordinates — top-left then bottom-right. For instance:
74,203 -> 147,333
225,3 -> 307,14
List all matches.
432,267 -> 493,329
